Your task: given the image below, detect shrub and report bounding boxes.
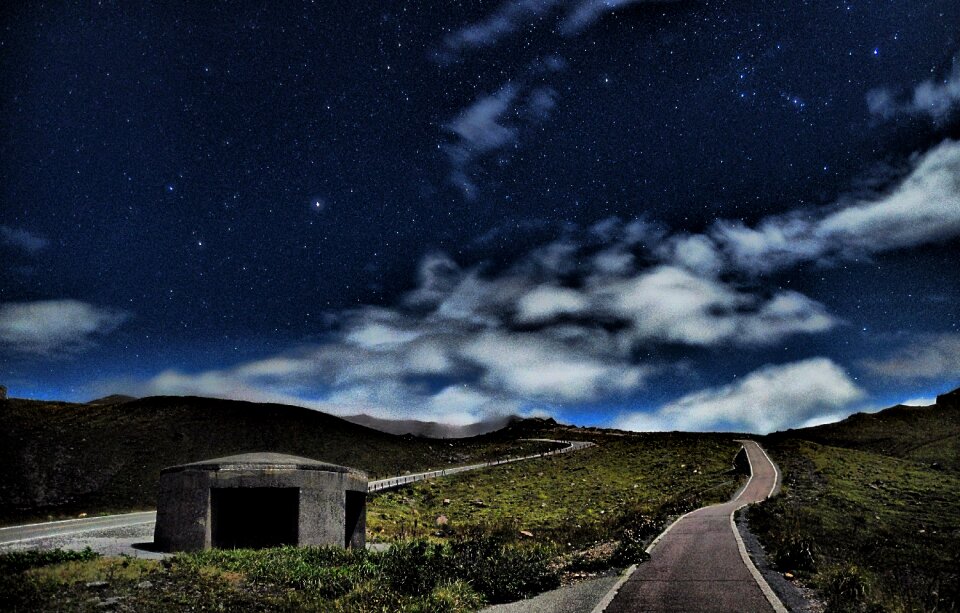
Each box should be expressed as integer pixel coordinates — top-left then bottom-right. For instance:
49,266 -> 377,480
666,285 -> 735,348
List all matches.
821,564 -> 869,612
748,495 -> 817,573
610,527 -> 652,567
447,534 -> 559,603
379,540 -> 446,596
412,581 -> 485,613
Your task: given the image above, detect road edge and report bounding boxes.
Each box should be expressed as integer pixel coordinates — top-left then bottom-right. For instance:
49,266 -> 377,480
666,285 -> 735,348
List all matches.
735,441 -> 788,613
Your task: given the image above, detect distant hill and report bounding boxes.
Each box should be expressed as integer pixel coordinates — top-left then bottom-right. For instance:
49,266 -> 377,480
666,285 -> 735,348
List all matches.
770,386 -> 960,469
86,394 -> 138,406
0,395 -> 562,524
341,413 -> 546,438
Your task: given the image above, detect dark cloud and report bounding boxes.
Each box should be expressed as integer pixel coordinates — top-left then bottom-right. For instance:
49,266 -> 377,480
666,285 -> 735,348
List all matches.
0,226 -> 49,255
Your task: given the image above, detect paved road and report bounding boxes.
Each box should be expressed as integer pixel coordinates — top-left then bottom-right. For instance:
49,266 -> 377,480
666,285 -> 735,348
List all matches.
0,439 -> 591,548
601,440 -> 784,613
0,511 -> 158,546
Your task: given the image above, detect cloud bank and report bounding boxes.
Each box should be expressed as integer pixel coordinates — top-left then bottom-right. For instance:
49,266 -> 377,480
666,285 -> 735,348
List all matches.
713,140 -> 960,273
614,358 -> 866,434
0,300 -> 129,355
116,139 -> 960,430
861,333 -> 960,380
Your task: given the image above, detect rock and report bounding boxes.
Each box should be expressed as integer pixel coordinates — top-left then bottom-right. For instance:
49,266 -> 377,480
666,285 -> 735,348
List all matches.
435,515 -> 448,526
784,572 -> 794,580
519,530 -> 534,538
136,581 -> 153,589
97,596 -> 123,608
442,498 -> 451,505
85,581 -> 109,589
471,499 -> 486,507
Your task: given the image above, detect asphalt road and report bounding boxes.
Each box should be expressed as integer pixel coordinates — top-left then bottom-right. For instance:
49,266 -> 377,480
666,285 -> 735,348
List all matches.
601,440 -> 785,613
0,439 -> 591,548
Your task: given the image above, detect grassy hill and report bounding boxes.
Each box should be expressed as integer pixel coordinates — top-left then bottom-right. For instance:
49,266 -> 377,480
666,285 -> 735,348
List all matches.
771,387 -> 960,469
752,387 -> 960,611
0,396 -> 562,525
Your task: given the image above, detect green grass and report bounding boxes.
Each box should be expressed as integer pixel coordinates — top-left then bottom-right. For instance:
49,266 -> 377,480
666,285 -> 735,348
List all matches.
749,440 -> 960,612
772,392 -> 960,470
368,433 -> 743,548
0,539 -> 556,612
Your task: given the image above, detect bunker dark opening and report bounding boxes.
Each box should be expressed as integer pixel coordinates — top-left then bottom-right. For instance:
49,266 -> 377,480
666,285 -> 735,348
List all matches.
344,490 -> 366,547
211,487 -> 299,549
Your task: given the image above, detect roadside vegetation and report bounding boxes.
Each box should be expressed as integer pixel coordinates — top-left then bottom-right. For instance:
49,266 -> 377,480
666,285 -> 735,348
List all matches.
1,432 -> 747,612
0,539 -> 556,612
368,433 -> 744,566
751,437 -> 959,611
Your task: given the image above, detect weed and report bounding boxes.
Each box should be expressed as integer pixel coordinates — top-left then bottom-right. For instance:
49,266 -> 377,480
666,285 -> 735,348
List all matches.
0,547 -> 99,574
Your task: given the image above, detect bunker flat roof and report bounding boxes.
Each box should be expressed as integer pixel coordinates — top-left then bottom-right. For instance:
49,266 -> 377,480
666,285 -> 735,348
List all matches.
161,452 -> 366,477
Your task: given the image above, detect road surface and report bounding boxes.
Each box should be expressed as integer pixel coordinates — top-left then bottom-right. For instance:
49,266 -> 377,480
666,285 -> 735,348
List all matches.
600,440 -> 785,613
0,438 -> 591,550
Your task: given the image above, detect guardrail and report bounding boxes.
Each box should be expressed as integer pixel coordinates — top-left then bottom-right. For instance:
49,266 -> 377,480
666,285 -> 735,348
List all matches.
367,439 -> 593,493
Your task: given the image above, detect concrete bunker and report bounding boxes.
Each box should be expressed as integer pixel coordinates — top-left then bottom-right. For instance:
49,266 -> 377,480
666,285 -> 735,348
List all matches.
154,452 -> 367,552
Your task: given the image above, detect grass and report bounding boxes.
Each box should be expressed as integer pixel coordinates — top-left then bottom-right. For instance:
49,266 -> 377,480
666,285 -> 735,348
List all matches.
0,539 -> 555,612
772,393 -> 960,470
367,433 -> 743,549
748,439 -> 960,612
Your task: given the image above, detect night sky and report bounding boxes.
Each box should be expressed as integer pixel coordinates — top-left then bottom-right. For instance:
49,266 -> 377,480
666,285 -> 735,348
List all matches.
2,1 -> 959,433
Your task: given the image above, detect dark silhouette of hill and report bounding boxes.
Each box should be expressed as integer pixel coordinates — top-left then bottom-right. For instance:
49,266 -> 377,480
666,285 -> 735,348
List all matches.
769,386 -> 960,469
341,413 -> 561,438
0,395 -> 562,524
85,394 -> 138,406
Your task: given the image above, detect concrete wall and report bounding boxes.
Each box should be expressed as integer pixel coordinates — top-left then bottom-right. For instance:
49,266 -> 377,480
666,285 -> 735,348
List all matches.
155,466 -> 367,552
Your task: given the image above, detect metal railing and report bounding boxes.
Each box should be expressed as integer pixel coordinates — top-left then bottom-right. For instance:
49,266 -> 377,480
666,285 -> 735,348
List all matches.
367,439 -> 593,493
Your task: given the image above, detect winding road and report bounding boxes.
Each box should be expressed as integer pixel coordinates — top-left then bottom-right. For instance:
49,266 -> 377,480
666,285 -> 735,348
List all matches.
599,440 -> 785,613
0,439 -> 591,550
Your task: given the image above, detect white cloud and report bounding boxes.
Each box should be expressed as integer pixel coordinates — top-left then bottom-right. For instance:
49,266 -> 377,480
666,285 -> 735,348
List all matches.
444,84 -> 520,200
714,140 -> 960,273
0,300 -> 128,355
614,358 -> 866,434
861,333 -> 960,380
516,285 -> 588,323
867,55 -> 960,122
0,226 -> 49,254
657,234 -> 722,277
441,0 -> 563,59
603,266 -> 742,345
346,323 -> 422,349
440,0 -> 671,57
461,331 -> 651,402
600,266 -> 838,346
443,81 -> 562,200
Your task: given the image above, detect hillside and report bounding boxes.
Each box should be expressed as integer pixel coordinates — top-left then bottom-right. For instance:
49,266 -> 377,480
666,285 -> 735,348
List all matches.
0,396 -> 562,524
752,387 -> 960,611
769,386 -> 960,469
